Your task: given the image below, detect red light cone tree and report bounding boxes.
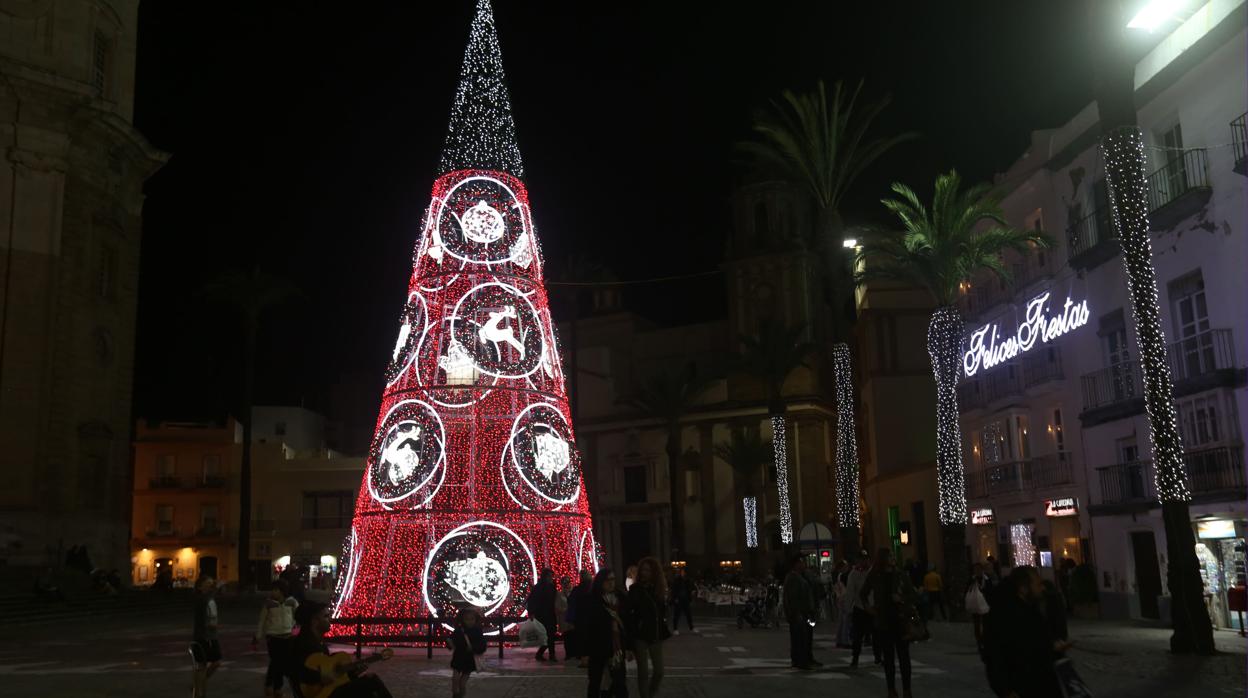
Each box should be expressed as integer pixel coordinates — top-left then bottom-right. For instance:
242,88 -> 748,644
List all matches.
331,0 -> 598,634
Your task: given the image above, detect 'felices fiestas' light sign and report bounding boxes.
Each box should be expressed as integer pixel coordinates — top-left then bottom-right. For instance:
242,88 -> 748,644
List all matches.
963,292 -> 1090,377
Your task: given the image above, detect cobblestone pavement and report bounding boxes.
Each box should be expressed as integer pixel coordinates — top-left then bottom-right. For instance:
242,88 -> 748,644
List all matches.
0,601 -> 1242,697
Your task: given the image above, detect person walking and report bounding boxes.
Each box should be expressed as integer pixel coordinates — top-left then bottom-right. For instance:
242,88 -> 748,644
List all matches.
984,566 -> 1069,698
846,554 -> 880,668
965,563 -> 992,653
557,575 -> 572,660
579,568 -> 630,698
861,548 -> 917,698
255,579 -> 299,698
566,570 -> 593,666
450,607 -> 488,698
669,570 -> 694,635
527,568 -> 559,661
923,564 -> 946,621
191,576 -> 222,698
782,556 -> 818,670
626,557 -> 669,698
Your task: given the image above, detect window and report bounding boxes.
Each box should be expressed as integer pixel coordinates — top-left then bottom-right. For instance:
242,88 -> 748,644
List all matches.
155,505 -> 174,533
1051,409 -> 1065,453
1014,415 -> 1031,459
1179,395 -> 1224,448
200,505 -> 220,533
1157,122 -> 1188,199
1099,310 -> 1136,402
92,31 -> 113,95
1116,437 -> 1139,464
1026,210 -> 1046,269
623,464 -> 647,504
1168,271 -> 1214,379
201,454 -> 222,484
98,245 -> 118,299
301,491 -> 354,529
155,454 -> 176,477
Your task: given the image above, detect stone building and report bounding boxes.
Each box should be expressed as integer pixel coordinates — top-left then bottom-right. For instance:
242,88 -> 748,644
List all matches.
0,0 -> 167,576
570,181 -> 844,577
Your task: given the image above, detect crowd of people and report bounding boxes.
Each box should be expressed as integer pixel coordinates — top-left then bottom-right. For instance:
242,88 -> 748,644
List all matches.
188,551 -> 1079,698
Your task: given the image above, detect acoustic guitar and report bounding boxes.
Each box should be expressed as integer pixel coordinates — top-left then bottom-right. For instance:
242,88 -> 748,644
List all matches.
301,647 -> 394,698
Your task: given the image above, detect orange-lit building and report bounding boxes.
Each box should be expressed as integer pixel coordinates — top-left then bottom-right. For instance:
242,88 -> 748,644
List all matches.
130,418 -> 241,587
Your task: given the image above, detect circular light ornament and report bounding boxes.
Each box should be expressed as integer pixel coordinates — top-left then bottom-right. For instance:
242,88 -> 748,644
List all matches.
501,402 -> 581,509
366,399 -> 447,506
422,520 -> 537,631
384,291 -> 429,387
449,281 -> 545,379
415,315 -> 499,409
434,174 -> 530,264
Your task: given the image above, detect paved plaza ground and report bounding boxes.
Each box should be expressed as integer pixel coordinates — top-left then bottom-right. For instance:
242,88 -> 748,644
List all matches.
0,599 -> 1243,698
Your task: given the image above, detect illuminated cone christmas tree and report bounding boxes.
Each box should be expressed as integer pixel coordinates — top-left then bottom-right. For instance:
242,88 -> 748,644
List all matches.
331,0 -> 598,633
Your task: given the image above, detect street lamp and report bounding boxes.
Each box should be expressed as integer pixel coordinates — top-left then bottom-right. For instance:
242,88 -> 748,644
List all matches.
842,238 -> 859,249
1126,0 -> 1186,31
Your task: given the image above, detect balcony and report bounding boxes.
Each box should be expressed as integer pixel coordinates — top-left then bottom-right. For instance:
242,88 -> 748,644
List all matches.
1169,328 -> 1243,392
981,453 -> 1075,497
143,528 -> 179,539
1232,112 -> 1247,176
1067,207 -> 1118,270
1146,148 -> 1211,230
196,475 -> 227,488
301,517 -> 351,530
148,476 -> 181,489
1022,349 -> 1064,389
983,366 -> 1023,404
957,379 -> 985,412
965,469 -> 988,500
1080,361 -> 1144,426
193,525 -> 224,539
1093,445 -> 1246,509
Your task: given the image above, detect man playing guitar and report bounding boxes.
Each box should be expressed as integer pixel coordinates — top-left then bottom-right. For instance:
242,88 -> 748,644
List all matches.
292,602 -> 395,698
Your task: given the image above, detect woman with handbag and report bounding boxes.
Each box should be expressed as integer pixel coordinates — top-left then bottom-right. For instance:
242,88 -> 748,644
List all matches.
861,548 -> 919,698
965,563 -> 992,652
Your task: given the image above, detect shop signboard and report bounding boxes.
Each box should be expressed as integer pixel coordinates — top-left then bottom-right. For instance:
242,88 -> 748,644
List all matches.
971,508 -> 995,525
1044,497 -> 1078,517
1197,520 -> 1236,539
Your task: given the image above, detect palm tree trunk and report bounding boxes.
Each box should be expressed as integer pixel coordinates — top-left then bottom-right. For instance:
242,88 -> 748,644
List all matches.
832,343 -> 861,559
1101,127 -> 1213,654
237,323 -> 256,590
770,411 -> 794,545
666,427 -> 684,562
927,305 -> 968,615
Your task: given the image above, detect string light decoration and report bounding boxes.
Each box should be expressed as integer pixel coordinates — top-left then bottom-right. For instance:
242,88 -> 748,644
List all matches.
771,415 -> 794,544
1010,523 -> 1035,567
743,496 -> 759,549
928,306 -> 969,526
831,343 -> 860,529
439,0 -> 523,178
330,0 -> 598,637
1100,128 -> 1190,502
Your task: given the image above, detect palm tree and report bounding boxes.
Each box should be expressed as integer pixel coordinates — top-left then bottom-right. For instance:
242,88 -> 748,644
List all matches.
739,81 -> 913,545
200,267 -> 299,589
738,320 -> 815,544
854,170 -> 1048,609
714,429 -> 773,551
1090,3 -> 1213,654
622,364 -> 710,561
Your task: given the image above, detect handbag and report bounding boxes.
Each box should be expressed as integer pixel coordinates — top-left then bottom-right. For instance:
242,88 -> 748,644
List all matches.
517,619 -> 547,648
965,586 -> 990,615
900,606 -> 930,642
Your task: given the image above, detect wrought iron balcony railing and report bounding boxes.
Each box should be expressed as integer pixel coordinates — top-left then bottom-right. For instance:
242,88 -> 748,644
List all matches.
1231,112 -> 1247,174
1080,360 -> 1143,411
1096,445 -> 1245,505
1146,148 -> 1210,215
1068,207 -> 1116,264
1023,349 -> 1064,388
148,476 -> 181,489
1169,328 -> 1238,383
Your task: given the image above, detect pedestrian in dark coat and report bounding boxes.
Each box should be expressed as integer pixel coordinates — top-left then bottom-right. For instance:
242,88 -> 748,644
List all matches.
565,569 -> 593,665
450,607 -> 488,698
626,557 -> 669,698
984,566 -> 1069,698
579,568 -> 630,698
861,548 -> 918,698
527,568 -> 559,661
782,556 -> 817,669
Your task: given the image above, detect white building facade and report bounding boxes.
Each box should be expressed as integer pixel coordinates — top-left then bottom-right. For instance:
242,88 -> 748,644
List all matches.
957,3 -> 1247,628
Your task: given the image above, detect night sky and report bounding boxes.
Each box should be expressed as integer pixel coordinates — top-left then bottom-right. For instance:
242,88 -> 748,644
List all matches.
132,1 -> 1097,450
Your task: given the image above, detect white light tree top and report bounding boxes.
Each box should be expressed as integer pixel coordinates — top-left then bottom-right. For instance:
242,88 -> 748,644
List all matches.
439,0 -> 525,177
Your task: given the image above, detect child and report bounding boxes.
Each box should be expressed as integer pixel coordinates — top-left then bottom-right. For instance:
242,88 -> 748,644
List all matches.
254,580 -> 299,697
450,607 -> 488,698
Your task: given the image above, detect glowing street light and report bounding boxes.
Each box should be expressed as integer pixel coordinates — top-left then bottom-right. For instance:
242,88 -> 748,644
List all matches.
842,238 -> 859,249
1127,0 -> 1186,31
